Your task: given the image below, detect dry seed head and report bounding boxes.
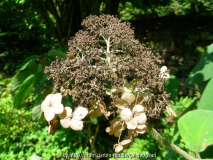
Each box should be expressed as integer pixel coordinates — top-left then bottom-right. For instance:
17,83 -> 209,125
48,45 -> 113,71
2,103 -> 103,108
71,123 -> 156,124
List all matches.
45,14 -> 170,119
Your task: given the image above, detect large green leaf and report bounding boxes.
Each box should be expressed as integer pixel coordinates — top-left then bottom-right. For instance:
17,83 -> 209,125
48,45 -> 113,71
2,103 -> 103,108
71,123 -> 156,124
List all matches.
186,43 -> 213,84
11,60 -> 37,96
47,49 -> 66,60
198,77 -> 213,111
164,75 -> 178,101
23,55 -> 40,63
178,110 -> 213,152
14,74 -> 36,107
32,105 -> 43,121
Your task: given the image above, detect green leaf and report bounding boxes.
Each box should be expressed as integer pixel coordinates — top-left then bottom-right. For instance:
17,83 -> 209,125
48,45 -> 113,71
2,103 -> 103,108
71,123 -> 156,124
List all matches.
186,43 -> 213,84
47,49 -> 66,60
20,59 -> 33,71
32,105 -> 43,121
198,77 -> 213,111
90,118 -> 97,125
164,75 -> 178,101
23,55 -> 40,63
11,60 -> 37,96
14,74 -> 36,107
178,110 -> 213,152
33,64 -> 44,86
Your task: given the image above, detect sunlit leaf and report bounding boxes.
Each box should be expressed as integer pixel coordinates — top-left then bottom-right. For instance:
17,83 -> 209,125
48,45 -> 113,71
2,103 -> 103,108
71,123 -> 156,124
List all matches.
178,110 -> 213,152
186,43 -> 213,84
198,77 -> 213,111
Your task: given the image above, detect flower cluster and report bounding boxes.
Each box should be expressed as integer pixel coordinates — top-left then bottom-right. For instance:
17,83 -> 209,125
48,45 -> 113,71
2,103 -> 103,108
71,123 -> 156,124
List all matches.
60,106 -> 88,130
41,14 -> 176,153
41,93 -> 88,135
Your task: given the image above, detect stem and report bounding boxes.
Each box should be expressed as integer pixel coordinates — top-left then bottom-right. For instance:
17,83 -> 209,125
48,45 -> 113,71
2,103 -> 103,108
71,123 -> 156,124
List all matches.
179,82 -> 203,93
146,124 -> 196,160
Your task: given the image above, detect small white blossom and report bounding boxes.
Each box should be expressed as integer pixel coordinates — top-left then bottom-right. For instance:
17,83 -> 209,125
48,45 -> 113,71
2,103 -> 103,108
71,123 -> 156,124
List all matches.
159,66 -> 170,79
41,93 -> 64,121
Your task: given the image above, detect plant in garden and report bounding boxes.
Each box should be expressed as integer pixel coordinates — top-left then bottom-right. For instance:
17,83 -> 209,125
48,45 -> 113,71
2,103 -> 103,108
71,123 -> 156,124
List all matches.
40,14 -> 213,159
41,14 -> 174,153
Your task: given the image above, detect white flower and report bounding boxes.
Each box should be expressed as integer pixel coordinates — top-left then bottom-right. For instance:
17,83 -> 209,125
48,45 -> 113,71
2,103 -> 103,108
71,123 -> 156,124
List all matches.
41,93 -> 64,121
159,66 -> 170,79
60,106 -> 88,131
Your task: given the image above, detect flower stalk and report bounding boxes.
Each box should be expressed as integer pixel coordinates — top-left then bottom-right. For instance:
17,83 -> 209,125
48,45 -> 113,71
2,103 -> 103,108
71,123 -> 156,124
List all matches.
146,123 -> 196,160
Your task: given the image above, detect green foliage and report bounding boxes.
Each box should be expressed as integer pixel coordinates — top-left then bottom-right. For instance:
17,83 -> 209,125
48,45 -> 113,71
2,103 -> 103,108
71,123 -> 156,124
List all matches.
10,49 -> 66,120
198,77 -> 213,111
178,110 -> 213,152
120,137 -> 158,160
170,96 -> 197,116
186,43 -> 213,84
178,43 -> 213,159
0,80 -> 90,160
119,0 -> 213,20
165,75 -> 178,101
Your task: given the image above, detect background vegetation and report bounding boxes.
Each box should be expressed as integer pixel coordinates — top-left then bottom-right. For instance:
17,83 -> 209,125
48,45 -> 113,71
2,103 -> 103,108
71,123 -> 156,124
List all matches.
0,0 -> 213,159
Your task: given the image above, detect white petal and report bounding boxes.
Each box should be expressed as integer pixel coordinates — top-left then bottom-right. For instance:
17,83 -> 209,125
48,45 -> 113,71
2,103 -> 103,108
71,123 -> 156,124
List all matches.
115,144 -> 123,153
51,93 -> 62,104
60,118 -> 71,128
44,108 -> 55,121
126,118 -> 137,130
120,139 -> 132,146
70,119 -> 84,131
120,108 -> 133,122
134,113 -> 147,125
133,105 -> 145,114
52,103 -> 64,114
45,94 -> 54,101
65,107 -> 72,117
41,99 -> 50,112
60,107 -> 72,118
73,106 -> 88,120
160,66 -> 167,73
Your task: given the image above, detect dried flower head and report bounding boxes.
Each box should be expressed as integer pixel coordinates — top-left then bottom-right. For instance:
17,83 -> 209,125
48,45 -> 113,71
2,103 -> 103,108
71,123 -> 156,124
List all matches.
42,14 -> 171,153
44,15 -> 169,118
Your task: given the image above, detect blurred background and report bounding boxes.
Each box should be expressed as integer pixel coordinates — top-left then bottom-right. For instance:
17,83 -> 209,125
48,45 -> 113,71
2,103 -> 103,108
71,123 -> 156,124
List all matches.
0,0 -> 213,159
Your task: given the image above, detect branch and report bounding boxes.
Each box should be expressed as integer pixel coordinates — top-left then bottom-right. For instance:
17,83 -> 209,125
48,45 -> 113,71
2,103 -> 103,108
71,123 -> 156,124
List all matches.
146,123 -> 196,160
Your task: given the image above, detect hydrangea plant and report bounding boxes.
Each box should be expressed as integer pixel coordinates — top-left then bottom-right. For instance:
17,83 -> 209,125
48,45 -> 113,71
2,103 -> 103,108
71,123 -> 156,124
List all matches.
41,14 -> 176,153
